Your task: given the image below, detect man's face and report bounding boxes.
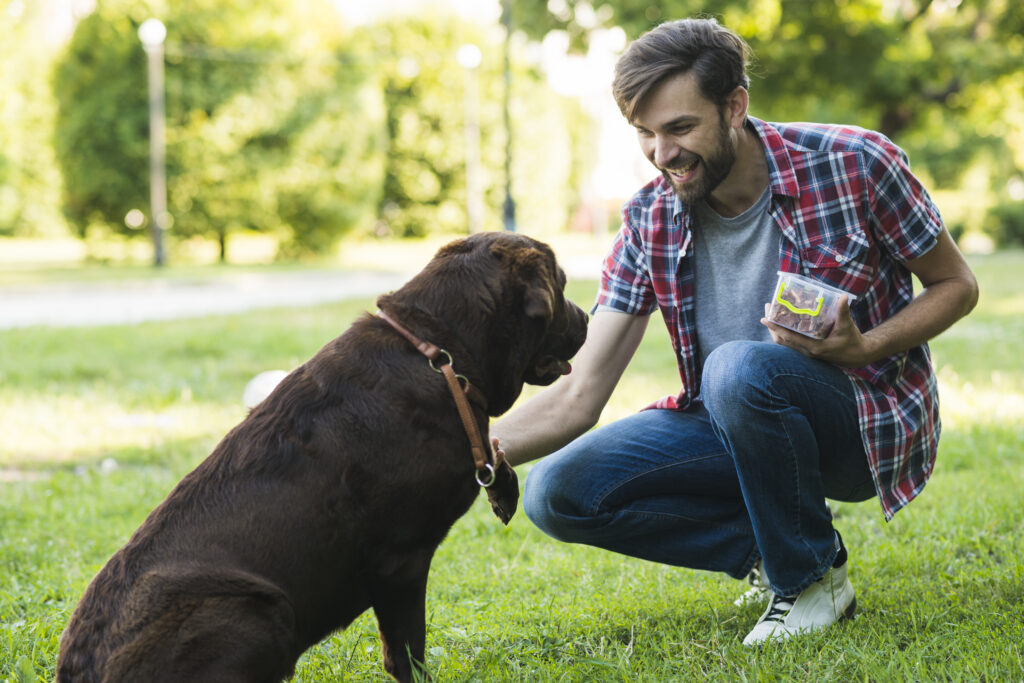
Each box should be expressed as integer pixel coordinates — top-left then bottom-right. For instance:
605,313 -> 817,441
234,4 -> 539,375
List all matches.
633,71 -> 737,205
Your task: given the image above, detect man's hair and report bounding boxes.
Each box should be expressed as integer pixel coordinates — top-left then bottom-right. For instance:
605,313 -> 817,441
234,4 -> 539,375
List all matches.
612,18 -> 751,123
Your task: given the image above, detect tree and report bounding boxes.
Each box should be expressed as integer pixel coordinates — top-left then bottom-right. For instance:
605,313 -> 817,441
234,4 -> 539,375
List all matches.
0,0 -> 67,237
509,0 -> 1024,206
52,0 -> 383,261
365,14 -> 593,239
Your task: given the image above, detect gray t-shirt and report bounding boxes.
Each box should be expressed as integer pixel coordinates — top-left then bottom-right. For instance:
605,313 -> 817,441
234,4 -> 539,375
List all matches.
691,186 -> 778,369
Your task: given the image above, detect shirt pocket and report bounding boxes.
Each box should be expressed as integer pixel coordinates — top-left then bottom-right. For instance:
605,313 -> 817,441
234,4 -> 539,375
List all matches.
799,230 -> 874,296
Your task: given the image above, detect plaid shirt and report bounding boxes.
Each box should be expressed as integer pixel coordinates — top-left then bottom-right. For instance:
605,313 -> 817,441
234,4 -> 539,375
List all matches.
596,117 -> 944,520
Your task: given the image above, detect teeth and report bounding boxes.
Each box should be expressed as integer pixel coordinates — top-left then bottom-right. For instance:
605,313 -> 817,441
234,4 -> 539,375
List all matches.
668,159 -> 698,174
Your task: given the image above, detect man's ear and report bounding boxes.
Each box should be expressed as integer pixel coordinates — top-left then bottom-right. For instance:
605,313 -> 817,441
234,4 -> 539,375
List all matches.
726,86 -> 748,130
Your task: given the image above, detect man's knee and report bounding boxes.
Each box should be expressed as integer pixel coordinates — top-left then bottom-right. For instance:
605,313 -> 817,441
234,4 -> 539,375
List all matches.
701,341 -> 772,409
523,457 -> 583,541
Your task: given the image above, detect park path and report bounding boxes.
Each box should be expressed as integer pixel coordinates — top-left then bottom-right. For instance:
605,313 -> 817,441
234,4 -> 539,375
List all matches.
0,248 -> 602,330
0,269 -> 413,329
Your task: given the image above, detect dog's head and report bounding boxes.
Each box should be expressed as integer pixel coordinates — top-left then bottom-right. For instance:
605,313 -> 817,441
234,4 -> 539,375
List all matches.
474,232 -> 588,415
380,232 -> 588,417
482,234 -> 588,391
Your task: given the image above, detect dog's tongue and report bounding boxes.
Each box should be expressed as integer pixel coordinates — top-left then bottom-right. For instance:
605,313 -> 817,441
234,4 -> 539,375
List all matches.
558,360 -> 572,375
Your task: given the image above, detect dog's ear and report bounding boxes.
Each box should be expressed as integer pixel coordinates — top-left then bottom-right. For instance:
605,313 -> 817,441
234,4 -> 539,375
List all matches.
491,242 -> 555,321
524,285 -> 553,320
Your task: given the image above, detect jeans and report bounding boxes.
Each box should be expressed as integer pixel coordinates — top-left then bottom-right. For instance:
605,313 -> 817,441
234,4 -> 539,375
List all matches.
523,341 -> 876,596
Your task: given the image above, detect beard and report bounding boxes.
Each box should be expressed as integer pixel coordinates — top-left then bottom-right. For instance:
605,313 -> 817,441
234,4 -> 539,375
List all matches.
663,113 -> 736,205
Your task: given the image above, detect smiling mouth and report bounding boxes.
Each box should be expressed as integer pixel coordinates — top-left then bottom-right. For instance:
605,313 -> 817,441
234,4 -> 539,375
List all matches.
665,158 -> 699,183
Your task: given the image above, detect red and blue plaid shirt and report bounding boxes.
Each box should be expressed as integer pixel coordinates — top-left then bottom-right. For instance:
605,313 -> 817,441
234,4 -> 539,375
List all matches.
596,117 -> 944,520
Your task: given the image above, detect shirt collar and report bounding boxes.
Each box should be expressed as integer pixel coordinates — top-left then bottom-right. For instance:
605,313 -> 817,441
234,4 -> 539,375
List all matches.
748,116 -> 800,199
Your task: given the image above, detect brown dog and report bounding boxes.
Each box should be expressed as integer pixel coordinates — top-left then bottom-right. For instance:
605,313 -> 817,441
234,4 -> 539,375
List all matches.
55,232 -> 588,683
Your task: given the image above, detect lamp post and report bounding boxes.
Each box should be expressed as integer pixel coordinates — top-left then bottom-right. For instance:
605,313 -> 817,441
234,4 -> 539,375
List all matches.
138,18 -> 167,267
500,0 -> 516,232
457,44 -> 483,234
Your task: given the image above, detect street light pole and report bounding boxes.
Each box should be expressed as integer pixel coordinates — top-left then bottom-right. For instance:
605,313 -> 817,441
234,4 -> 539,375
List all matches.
139,18 -> 167,267
500,0 -> 516,232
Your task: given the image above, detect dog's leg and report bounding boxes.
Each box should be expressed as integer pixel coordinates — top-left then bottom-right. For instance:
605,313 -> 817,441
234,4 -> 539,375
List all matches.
105,591 -> 298,683
370,571 -> 430,683
102,570 -> 299,683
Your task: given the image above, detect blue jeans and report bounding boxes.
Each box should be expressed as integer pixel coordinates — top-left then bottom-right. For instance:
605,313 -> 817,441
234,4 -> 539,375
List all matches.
523,341 -> 875,596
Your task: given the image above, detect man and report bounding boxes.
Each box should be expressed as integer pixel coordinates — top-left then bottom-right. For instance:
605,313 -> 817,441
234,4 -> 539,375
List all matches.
491,18 -> 978,646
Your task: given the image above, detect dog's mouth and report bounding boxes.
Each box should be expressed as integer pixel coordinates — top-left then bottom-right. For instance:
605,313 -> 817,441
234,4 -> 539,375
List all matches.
541,357 -> 573,376
524,301 -> 587,386
526,355 -> 573,386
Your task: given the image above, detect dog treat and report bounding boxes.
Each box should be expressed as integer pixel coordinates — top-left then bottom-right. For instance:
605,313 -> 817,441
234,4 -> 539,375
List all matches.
766,271 -> 855,340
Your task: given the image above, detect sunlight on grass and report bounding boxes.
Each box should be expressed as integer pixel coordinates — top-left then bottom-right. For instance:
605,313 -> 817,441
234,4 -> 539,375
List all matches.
936,367 -> 1024,429
990,293 -> 1024,316
0,395 -> 243,469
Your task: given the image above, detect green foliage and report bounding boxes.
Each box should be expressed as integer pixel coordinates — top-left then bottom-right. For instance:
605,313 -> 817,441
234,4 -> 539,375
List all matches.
44,3 -> 591,253
364,16 -> 590,239
52,9 -> 150,238
13,0 -> 1024,252
51,0 -> 383,258
510,0 -> 1024,244
983,200 -> 1024,249
369,16 -> 484,238
0,1 -> 70,237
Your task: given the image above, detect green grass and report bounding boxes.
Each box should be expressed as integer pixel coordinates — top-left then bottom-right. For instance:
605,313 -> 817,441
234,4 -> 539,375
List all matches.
2,251 -> 1023,681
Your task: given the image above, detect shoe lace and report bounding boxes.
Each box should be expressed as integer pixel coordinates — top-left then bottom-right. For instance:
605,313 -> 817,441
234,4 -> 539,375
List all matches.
762,592 -> 796,624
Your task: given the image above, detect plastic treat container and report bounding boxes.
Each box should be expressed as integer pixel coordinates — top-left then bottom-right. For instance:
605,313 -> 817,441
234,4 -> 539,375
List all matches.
767,271 -> 856,339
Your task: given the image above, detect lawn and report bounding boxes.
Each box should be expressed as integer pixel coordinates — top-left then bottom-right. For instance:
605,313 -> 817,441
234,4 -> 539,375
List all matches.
1,249 -> 1022,681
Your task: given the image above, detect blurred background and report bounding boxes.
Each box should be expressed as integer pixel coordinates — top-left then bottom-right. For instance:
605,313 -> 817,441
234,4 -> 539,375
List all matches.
2,0 -> 1023,268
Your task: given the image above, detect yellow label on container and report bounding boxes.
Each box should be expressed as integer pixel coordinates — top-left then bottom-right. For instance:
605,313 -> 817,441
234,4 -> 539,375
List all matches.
775,281 -> 824,316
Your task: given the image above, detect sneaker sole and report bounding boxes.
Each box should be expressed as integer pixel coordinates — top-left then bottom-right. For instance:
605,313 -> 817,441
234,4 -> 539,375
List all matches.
841,596 -> 857,621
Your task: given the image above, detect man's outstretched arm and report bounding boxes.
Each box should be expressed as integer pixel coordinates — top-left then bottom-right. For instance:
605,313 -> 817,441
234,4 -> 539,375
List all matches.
493,310 -> 651,466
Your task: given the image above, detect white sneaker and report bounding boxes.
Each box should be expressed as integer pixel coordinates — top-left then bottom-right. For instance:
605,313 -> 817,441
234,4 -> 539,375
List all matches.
734,560 -> 771,607
742,559 -> 856,646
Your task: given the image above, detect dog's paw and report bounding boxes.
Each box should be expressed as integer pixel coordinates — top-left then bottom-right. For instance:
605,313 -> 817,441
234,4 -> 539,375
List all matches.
485,461 -> 519,525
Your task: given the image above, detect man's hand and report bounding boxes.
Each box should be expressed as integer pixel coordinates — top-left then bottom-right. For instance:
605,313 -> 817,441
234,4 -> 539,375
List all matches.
762,296 -> 872,368
491,310 -> 650,466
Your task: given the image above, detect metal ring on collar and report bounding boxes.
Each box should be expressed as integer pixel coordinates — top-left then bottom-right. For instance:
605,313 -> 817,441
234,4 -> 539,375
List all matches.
475,463 -> 496,488
428,349 -> 454,373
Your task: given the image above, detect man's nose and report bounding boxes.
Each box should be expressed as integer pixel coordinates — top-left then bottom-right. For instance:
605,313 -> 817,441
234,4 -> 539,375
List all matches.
653,135 -> 679,168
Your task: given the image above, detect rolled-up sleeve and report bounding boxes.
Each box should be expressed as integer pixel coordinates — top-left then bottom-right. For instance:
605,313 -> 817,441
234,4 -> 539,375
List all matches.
593,214 -> 658,316
862,132 -> 944,263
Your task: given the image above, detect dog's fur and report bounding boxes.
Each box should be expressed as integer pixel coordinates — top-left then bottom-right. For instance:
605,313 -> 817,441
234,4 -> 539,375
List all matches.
55,232 -> 588,683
